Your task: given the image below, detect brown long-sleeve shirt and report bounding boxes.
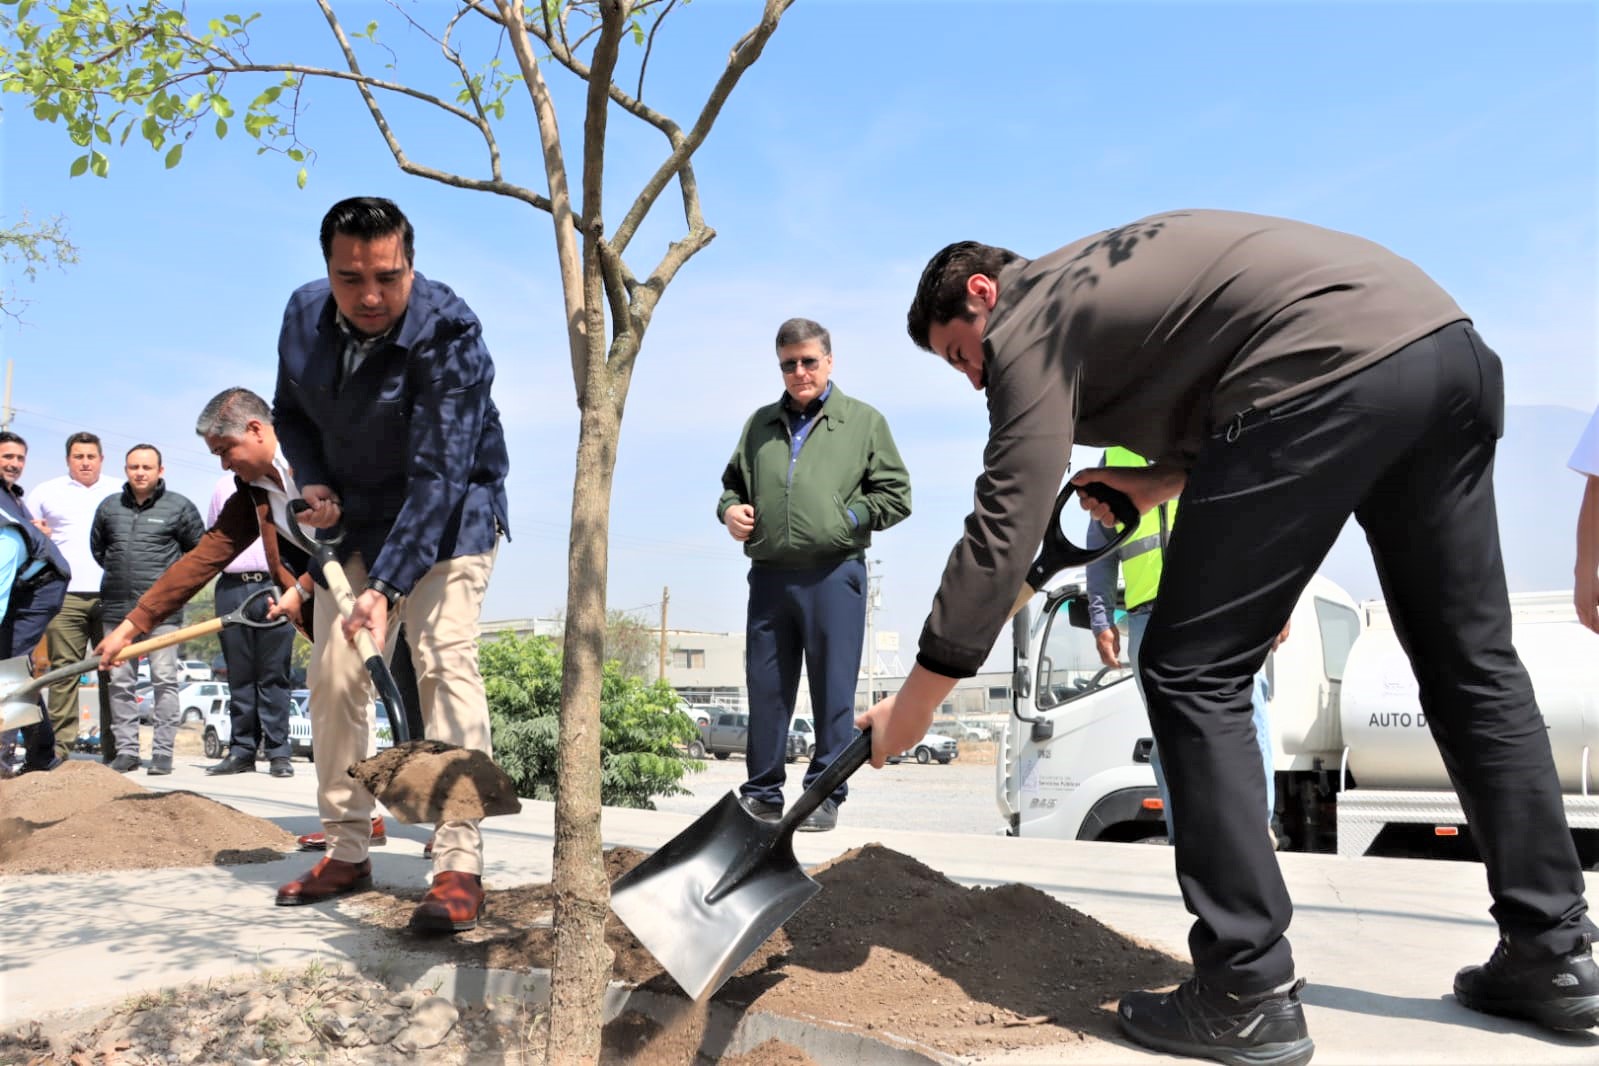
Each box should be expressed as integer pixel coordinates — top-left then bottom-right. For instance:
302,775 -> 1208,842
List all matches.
123,478 -> 310,636
919,209 -> 1467,677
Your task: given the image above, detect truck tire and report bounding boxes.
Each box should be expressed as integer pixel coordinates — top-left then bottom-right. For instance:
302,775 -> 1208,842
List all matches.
915,747 -> 931,765
203,728 -> 222,759
687,740 -> 706,759
714,751 -> 730,761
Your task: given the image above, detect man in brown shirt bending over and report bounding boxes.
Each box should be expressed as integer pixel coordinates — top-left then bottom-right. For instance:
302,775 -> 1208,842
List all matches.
857,210 -> 1597,1066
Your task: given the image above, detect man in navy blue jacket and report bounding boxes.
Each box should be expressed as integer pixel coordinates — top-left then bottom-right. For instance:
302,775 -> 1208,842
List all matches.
0,431 -> 71,775
271,197 -> 510,933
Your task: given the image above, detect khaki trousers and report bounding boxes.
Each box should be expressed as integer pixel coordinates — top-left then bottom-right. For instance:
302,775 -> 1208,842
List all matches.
309,548 -> 496,874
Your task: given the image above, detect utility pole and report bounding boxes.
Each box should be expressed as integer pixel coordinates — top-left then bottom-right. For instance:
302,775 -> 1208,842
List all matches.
658,586 -> 669,682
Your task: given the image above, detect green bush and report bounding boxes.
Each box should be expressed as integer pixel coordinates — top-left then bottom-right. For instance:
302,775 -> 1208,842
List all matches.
480,632 -> 703,809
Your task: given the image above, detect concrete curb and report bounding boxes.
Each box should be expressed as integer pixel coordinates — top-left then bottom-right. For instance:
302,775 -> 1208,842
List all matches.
409,963 -> 961,1064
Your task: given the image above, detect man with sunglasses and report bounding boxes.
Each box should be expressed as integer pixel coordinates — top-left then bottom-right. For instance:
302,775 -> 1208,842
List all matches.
717,317 -> 911,832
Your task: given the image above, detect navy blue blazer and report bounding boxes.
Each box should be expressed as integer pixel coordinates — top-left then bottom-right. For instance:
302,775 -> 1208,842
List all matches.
272,273 -> 511,594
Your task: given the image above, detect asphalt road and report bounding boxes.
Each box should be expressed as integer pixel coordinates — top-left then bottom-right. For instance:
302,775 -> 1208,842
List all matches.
648,749 -> 1010,837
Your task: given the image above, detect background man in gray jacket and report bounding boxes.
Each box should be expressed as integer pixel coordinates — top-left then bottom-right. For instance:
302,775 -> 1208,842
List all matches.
92,444 -> 204,774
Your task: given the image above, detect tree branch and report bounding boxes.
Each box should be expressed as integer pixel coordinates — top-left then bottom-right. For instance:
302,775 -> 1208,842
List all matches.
498,0 -> 588,393
636,0 -> 678,102
611,0 -> 794,255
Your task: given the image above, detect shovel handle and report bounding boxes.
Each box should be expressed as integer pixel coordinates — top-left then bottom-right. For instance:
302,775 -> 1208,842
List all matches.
777,728 -> 873,834
25,616 -> 228,694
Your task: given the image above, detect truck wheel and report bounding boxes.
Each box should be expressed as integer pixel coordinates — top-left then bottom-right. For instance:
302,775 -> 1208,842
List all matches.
687,740 -> 705,759
203,728 -> 222,759
936,756 -> 952,764
714,751 -> 730,761
806,744 -> 816,759
915,747 -> 931,765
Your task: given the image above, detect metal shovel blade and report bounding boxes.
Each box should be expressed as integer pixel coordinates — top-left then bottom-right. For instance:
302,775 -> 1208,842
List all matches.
610,792 -> 820,1001
608,729 -> 872,1001
0,653 -> 44,729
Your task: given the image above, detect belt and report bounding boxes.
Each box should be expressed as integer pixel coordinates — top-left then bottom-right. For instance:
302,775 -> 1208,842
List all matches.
222,571 -> 272,583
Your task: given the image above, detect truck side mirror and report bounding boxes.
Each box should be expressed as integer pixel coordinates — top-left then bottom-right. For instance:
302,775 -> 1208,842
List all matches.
1067,595 -> 1092,630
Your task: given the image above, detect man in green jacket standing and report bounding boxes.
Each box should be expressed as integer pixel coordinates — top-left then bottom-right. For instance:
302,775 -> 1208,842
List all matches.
718,318 -> 911,832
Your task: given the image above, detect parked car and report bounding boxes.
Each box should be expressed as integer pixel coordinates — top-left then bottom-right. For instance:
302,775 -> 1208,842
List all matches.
791,715 -> 816,758
177,660 -> 213,682
886,732 -> 959,765
688,710 -> 804,763
928,719 -> 990,743
178,681 -> 229,724
202,693 -> 393,762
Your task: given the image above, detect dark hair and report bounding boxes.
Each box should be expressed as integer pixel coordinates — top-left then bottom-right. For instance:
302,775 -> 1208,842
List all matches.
906,241 -> 1022,350
196,387 -> 273,438
126,443 -> 163,466
319,197 -> 415,265
0,431 -> 26,452
64,431 -> 102,458
774,317 -> 831,355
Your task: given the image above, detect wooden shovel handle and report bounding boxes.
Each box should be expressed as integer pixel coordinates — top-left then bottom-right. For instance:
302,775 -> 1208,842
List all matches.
115,617 -> 224,663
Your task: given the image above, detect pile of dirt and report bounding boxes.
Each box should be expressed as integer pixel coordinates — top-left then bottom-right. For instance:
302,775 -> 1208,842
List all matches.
359,844 -> 1189,1057
347,739 -> 522,825
0,760 -> 295,875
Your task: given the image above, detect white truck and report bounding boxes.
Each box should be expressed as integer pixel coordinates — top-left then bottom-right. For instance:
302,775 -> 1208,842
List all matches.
997,574 -> 1599,865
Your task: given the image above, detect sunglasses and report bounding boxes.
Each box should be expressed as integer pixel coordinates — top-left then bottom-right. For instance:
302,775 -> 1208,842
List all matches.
779,356 -> 822,375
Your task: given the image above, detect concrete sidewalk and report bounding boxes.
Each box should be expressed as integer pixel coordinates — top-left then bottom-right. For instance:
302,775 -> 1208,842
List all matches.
3,756 -> 1597,1064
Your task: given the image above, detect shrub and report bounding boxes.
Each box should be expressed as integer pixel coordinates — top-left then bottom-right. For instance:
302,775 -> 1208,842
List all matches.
480,632 -> 702,809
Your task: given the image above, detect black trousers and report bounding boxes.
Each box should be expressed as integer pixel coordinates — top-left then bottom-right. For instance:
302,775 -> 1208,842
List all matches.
7,572 -> 67,765
1140,321 -> 1593,995
216,574 -> 295,760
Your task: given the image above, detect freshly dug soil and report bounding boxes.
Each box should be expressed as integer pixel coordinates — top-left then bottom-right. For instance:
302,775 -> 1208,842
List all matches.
347,739 -> 522,825
359,844 -> 1190,1057
0,760 -> 295,875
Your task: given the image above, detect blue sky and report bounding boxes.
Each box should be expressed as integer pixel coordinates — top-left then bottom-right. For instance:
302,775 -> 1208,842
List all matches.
2,0 -> 1595,672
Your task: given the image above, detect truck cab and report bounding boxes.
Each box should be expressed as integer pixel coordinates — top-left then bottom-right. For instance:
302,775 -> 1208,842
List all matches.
998,572 -> 1362,848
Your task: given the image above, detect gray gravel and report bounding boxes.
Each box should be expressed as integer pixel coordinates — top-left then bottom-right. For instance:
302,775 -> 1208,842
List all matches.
649,752 -> 1008,837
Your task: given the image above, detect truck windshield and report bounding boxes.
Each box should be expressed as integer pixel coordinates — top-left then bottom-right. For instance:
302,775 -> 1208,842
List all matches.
1035,597 -> 1133,709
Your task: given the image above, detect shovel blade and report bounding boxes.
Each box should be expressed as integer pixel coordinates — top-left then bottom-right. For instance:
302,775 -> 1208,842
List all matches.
0,653 -> 45,730
610,791 -> 819,1001
0,698 -> 43,731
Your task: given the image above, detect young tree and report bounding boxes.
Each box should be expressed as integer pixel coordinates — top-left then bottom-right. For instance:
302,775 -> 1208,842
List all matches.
0,1 -> 796,1055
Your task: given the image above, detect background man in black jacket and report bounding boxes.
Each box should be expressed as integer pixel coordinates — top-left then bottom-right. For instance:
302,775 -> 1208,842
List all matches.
92,444 -> 204,774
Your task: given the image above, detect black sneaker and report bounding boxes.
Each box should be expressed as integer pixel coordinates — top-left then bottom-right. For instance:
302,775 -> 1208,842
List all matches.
269,757 -> 295,778
146,755 -> 173,776
1455,935 -> 1599,1032
108,753 -> 142,773
1118,976 -> 1314,1066
737,795 -> 782,823
797,798 -> 838,833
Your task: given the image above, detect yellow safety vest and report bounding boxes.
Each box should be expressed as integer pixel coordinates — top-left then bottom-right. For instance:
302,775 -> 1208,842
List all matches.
1103,446 -> 1175,611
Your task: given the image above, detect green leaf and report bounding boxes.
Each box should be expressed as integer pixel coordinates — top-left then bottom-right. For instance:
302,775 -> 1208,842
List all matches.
69,154 -> 88,177
164,143 -> 183,169
88,150 -> 108,177
93,123 -> 110,144
286,147 -> 304,162
214,116 -> 227,138
211,95 -> 233,118
296,166 -> 307,190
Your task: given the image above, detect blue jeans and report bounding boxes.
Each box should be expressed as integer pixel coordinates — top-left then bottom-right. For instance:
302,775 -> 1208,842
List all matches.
1128,610 -> 1274,839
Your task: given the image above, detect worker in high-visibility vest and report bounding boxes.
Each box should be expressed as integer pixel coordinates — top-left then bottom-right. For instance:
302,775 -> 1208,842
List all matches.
1084,447 -> 1286,840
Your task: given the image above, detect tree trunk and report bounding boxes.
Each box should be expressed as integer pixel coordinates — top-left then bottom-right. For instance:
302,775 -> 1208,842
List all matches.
547,382 -> 622,1061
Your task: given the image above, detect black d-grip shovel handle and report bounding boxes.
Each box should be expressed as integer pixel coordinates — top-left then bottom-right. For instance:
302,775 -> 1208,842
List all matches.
1008,483 -> 1142,621
1027,482 -> 1142,585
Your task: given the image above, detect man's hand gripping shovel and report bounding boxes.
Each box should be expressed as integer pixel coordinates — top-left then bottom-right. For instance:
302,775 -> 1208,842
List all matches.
281,501 -> 519,826
0,586 -> 289,731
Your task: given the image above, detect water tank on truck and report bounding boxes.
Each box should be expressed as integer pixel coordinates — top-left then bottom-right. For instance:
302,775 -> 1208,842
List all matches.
1340,592 -> 1599,794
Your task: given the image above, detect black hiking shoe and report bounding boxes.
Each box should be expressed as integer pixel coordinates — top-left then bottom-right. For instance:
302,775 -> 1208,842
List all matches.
1118,976 -> 1314,1066
1455,935 -> 1599,1032
108,753 -> 142,773
797,799 -> 838,833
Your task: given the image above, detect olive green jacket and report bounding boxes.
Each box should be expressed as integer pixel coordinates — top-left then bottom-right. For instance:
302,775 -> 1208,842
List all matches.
717,385 -> 911,569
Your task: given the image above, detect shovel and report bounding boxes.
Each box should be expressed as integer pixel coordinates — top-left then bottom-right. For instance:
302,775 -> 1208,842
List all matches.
0,586 -> 288,731
609,728 -> 874,1001
282,502 -> 520,826
1005,482 -> 1140,618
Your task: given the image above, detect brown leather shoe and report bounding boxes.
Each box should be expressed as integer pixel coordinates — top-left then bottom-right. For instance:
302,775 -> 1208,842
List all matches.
296,816 -> 386,852
409,871 -> 485,933
275,856 -> 372,906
